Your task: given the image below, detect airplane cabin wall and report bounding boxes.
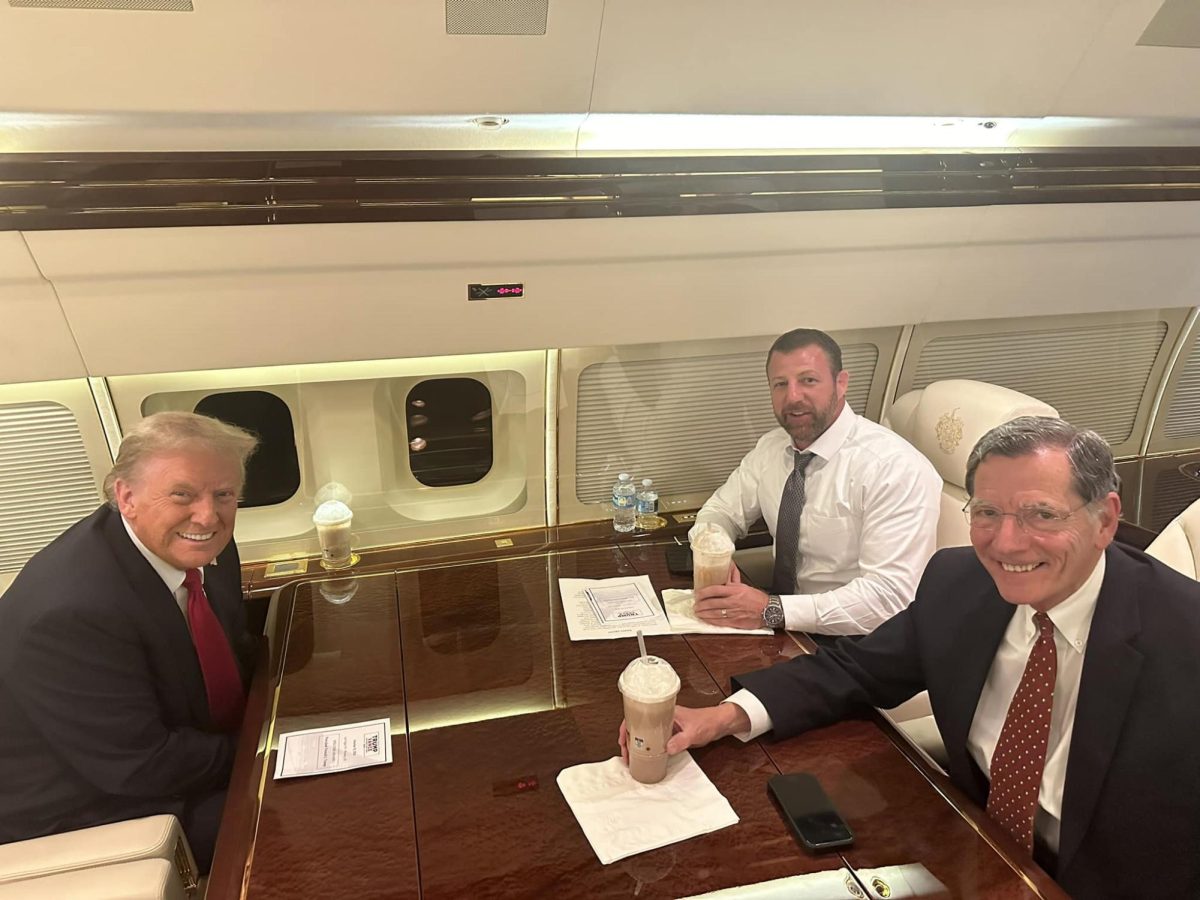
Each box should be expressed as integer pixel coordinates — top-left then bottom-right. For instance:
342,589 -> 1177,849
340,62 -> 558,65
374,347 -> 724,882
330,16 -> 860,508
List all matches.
4,199 -> 1200,587
10,199 -> 1200,381
0,233 -> 86,383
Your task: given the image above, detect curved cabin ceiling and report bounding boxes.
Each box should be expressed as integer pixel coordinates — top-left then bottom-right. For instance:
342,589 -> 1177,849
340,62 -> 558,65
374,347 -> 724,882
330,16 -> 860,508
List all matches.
1,0 -> 1200,151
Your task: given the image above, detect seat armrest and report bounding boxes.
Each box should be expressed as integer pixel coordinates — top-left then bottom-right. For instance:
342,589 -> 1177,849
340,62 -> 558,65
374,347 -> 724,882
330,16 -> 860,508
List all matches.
0,815 -> 195,890
0,858 -> 191,900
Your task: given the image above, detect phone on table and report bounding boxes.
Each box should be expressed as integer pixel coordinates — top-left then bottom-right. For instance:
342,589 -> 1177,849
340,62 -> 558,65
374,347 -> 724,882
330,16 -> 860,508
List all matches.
665,543 -> 692,575
768,772 -> 854,851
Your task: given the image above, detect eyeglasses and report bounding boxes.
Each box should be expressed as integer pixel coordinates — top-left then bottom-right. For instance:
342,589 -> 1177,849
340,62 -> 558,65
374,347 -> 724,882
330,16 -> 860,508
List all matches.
962,500 -> 1089,534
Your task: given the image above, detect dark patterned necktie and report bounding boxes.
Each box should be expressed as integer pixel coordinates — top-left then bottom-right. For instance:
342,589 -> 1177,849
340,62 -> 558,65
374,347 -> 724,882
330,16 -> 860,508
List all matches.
986,611 -> 1058,852
771,451 -> 816,595
184,569 -> 245,732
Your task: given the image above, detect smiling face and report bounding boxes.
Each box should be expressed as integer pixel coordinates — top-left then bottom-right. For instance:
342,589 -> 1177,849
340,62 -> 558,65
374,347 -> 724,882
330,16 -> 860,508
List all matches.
114,449 -> 242,571
767,344 -> 849,450
969,448 -> 1119,612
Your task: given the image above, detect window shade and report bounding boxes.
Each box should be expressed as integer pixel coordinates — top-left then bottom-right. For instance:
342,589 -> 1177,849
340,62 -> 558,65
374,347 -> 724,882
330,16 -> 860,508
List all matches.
0,402 -> 102,573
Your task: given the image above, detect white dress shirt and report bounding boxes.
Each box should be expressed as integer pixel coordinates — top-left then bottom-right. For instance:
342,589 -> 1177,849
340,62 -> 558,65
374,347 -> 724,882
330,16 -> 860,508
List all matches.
967,554 -> 1104,854
121,516 -> 202,620
690,403 -> 941,635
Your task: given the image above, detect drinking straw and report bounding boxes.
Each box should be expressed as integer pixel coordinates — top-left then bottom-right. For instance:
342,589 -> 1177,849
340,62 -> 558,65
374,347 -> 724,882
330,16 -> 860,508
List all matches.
636,628 -> 648,661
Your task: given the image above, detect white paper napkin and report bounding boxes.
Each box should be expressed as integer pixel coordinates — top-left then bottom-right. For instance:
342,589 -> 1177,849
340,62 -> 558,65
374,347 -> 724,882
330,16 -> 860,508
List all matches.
557,752 -> 739,865
663,589 -> 773,636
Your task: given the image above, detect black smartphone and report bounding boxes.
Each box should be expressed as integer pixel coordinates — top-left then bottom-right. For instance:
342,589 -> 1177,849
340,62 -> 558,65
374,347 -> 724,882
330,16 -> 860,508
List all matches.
767,772 -> 854,851
665,543 -> 692,575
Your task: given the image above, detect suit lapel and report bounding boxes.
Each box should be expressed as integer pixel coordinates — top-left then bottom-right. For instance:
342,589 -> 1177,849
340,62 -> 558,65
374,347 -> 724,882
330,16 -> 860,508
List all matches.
940,574 -> 1016,800
1056,547 -> 1143,874
100,508 -> 212,724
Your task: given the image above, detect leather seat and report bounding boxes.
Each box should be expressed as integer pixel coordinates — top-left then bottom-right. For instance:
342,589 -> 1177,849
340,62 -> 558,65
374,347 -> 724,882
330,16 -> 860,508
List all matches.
882,380 -> 1058,769
1145,496 -> 1200,578
884,379 -> 1059,550
0,858 -> 192,900
0,815 -> 198,899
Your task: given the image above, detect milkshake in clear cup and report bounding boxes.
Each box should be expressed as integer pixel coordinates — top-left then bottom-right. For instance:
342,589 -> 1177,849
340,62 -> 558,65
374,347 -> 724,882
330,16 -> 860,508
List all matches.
619,655 -> 681,784
313,499 -> 354,569
691,525 -> 735,592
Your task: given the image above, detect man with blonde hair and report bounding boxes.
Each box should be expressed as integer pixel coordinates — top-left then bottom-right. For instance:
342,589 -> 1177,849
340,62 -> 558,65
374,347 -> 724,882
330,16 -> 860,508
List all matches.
0,411 -> 259,873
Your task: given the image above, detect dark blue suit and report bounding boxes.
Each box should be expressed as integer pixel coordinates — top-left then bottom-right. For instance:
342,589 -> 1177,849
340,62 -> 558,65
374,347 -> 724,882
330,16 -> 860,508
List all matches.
734,544 -> 1200,898
0,505 -> 252,869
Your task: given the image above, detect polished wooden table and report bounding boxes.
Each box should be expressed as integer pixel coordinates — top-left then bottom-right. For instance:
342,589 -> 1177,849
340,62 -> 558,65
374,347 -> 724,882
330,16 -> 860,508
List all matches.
210,541 -> 1065,899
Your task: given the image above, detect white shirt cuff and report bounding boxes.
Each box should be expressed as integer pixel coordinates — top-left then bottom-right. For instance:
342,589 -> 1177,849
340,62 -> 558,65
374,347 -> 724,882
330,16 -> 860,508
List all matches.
725,690 -> 773,741
781,593 -> 817,632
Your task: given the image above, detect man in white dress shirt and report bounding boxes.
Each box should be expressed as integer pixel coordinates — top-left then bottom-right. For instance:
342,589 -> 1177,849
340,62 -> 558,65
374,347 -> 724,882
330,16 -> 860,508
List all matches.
689,328 -> 941,634
641,417 -> 1200,896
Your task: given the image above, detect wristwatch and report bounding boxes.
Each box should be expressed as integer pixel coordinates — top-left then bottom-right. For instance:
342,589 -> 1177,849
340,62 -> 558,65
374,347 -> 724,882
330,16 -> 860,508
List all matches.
761,593 -> 785,629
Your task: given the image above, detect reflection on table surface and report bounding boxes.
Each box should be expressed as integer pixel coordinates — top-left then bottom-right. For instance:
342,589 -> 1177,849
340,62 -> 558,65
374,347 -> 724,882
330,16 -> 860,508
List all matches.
210,543 -> 1064,900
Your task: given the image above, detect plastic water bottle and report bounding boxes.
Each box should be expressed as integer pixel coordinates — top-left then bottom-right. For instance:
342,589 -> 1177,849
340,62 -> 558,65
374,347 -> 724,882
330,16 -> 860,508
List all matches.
612,472 -> 636,533
635,478 -> 660,530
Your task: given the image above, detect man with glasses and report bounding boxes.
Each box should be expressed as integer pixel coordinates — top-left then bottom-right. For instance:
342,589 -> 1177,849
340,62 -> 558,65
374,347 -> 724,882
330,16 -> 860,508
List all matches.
637,416 -> 1200,896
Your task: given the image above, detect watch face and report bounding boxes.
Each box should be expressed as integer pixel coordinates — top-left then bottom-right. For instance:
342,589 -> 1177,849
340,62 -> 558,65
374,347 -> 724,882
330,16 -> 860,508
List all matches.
763,597 -> 785,628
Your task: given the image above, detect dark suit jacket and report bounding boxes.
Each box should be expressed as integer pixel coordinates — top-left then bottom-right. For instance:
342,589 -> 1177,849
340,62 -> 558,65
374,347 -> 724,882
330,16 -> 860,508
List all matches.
734,543 -> 1200,898
0,504 -> 253,844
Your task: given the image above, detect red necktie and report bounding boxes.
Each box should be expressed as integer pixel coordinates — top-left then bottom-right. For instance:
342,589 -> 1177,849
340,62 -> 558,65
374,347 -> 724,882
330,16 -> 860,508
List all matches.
986,611 -> 1058,852
183,568 -> 245,732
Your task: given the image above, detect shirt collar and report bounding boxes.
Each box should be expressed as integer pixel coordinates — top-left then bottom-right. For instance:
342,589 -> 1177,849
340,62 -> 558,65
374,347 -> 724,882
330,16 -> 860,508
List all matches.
120,515 -> 197,596
790,401 -> 855,463
1019,552 -> 1105,656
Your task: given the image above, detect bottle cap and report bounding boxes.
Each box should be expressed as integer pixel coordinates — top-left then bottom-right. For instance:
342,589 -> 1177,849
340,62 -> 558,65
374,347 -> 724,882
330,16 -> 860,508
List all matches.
642,479 -> 653,487
618,472 -> 630,481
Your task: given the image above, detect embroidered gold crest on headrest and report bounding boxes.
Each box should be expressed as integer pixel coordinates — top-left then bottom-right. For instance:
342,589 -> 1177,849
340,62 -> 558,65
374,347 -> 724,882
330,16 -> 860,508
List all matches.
935,409 -> 964,454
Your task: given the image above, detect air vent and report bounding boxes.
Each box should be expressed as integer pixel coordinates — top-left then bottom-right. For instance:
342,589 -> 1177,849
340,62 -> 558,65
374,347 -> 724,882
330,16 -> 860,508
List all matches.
9,0 -> 192,8
446,0 -> 547,35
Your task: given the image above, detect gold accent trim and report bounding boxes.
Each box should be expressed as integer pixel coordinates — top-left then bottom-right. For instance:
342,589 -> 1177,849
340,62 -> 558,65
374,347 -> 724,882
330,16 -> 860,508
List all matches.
239,589 -> 293,900
319,552 -> 360,571
264,558 -> 309,578
935,408 -> 965,454
173,836 -> 199,896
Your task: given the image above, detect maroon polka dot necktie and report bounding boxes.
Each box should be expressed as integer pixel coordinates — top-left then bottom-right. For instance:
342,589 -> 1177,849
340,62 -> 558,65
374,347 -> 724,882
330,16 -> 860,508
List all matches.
184,569 -> 245,732
986,611 -> 1058,852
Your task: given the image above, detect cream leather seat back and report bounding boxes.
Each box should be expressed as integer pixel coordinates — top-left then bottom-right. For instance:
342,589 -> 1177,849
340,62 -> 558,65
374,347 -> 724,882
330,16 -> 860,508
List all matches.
882,380 -> 1057,770
1146,497 -> 1200,579
884,380 -> 1059,549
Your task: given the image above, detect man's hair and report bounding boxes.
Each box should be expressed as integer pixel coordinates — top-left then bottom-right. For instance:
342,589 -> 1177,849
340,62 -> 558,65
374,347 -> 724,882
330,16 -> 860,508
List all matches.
766,328 -> 843,375
102,411 -> 259,507
964,416 -> 1119,504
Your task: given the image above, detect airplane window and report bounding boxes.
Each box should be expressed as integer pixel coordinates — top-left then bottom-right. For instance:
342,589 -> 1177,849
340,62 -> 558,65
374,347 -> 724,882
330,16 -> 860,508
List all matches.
407,378 -> 493,487
193,390 -> 301,508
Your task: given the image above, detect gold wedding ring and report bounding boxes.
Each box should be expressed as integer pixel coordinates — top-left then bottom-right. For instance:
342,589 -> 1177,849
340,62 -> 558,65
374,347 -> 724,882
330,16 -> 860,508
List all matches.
721,609 -> 728,618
